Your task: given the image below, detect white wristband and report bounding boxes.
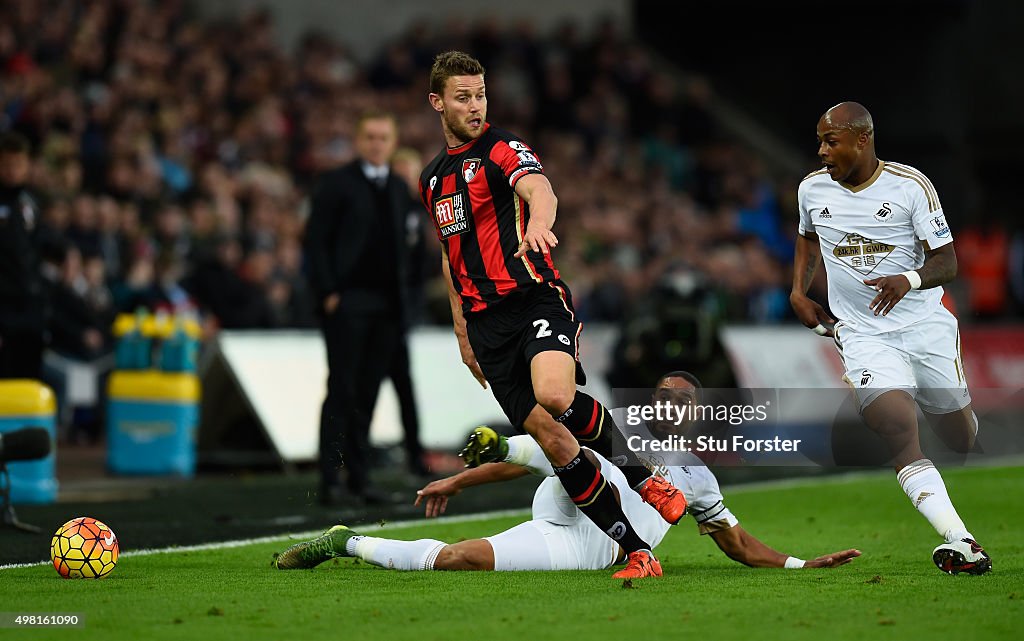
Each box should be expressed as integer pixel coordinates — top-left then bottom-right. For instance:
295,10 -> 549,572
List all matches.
811,324 -> 829,336
784,556 -> 806,569
901,270 -> 922,290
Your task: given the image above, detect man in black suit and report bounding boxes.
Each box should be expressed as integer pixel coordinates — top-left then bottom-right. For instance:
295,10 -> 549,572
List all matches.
304,112 -> 415,505
0,132 -> 47,380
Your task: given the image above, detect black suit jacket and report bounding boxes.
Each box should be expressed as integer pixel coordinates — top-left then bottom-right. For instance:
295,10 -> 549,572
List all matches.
304,160 -> 415,323
0,185 -> 46,332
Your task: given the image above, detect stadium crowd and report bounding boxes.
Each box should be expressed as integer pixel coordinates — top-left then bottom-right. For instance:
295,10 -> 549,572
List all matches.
1,0 -> 1017,363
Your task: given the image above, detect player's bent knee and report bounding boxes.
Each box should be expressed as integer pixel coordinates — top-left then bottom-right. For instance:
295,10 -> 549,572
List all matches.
924,407 -> 977,453
529,351 -> 577,416
432,545 -> 460,570
863,394 -> 918,434
534,387 -> 576,417
536,391 -> 577,417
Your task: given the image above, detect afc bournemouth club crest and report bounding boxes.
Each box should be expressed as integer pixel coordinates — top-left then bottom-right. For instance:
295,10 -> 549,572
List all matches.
462,158 -> 481,182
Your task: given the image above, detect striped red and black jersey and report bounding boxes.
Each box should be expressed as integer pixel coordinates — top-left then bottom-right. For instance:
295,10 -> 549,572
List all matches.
419,123 -> 560,314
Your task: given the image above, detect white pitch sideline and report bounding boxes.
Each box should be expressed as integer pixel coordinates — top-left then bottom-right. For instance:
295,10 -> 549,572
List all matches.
0,508 -> 531,571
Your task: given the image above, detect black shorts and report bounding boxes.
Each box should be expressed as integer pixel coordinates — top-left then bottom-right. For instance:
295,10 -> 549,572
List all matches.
465,280 -> 586,430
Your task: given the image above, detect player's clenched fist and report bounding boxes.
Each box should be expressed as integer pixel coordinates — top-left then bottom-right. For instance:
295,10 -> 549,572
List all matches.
789,292 -> 835,337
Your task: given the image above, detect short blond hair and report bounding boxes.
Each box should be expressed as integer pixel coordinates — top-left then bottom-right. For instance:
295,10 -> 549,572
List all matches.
429,51 -> 485,96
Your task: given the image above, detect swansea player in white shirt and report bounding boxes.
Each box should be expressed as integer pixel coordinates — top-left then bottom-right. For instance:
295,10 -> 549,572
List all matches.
274,373 -> 859,573
790,102 -> 991,575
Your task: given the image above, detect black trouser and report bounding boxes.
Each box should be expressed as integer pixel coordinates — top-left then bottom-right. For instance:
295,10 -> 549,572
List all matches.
0,326 -> 44,380
319,307 -> 400,493
389,334 -> 423,463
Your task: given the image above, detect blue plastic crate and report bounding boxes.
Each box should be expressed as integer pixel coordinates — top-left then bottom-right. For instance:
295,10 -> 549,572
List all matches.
106,372 -> 199,476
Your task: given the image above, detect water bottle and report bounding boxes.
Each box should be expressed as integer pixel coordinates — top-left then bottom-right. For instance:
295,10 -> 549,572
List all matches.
136,309 -> 155,369
113,309 -> 152,370
113,313 -> 137,370
159,315 -> 198,373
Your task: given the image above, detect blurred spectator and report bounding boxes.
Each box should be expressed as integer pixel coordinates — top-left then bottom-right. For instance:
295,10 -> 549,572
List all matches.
111,253 -> 157,313
151,251 -> 194,314
0,131 -> 46,378
39,239 -> 109,361
81,248 -> 116,328
6,0 -> 999,395
608,267 -> 736,389
185,234 -> 272,329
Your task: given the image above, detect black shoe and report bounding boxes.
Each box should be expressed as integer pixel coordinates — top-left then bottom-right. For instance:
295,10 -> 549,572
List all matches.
932,538 -> 993,575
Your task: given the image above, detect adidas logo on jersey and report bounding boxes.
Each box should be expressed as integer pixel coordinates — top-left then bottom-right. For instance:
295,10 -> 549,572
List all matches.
819,207 -> 832,219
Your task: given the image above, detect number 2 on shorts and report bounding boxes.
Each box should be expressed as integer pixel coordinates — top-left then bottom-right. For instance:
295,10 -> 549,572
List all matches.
533,319 -> 552,339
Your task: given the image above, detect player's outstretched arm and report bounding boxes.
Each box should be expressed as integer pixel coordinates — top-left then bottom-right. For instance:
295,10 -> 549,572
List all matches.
415,463 -> 531,517
864,243 -> 958,316
709,524 -> 860,568
790,232 -> 834,336
513,173 -> 559,258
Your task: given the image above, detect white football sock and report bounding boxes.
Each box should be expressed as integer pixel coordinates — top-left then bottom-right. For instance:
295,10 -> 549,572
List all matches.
503,435 -> 554,476
345,536 -> 445,571
897,458 -> 972,543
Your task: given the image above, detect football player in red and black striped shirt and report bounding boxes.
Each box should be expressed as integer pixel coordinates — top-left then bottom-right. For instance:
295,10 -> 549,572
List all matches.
418,51 -> 686,578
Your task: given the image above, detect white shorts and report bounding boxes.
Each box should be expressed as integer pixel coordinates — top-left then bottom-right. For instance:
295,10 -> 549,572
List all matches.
833,305 -> 971,413
486,455 -> 667,571
485,517 -> 615,571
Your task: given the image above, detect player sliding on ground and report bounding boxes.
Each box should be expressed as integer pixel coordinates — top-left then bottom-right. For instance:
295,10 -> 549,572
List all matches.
791,102 -> 991,575
274,374 -> 860,574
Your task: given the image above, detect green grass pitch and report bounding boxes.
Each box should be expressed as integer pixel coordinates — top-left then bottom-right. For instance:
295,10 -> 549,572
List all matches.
2,465 -> 1022,641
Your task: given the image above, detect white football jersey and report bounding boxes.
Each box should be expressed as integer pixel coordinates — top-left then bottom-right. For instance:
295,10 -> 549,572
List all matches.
646,451 -> 738,533
510,425 -> 738,540
798,161 -> 953,333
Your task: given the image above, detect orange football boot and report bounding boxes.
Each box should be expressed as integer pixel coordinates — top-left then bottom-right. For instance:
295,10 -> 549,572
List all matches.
638,475 -> 687,524
612,550 -> 663,579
